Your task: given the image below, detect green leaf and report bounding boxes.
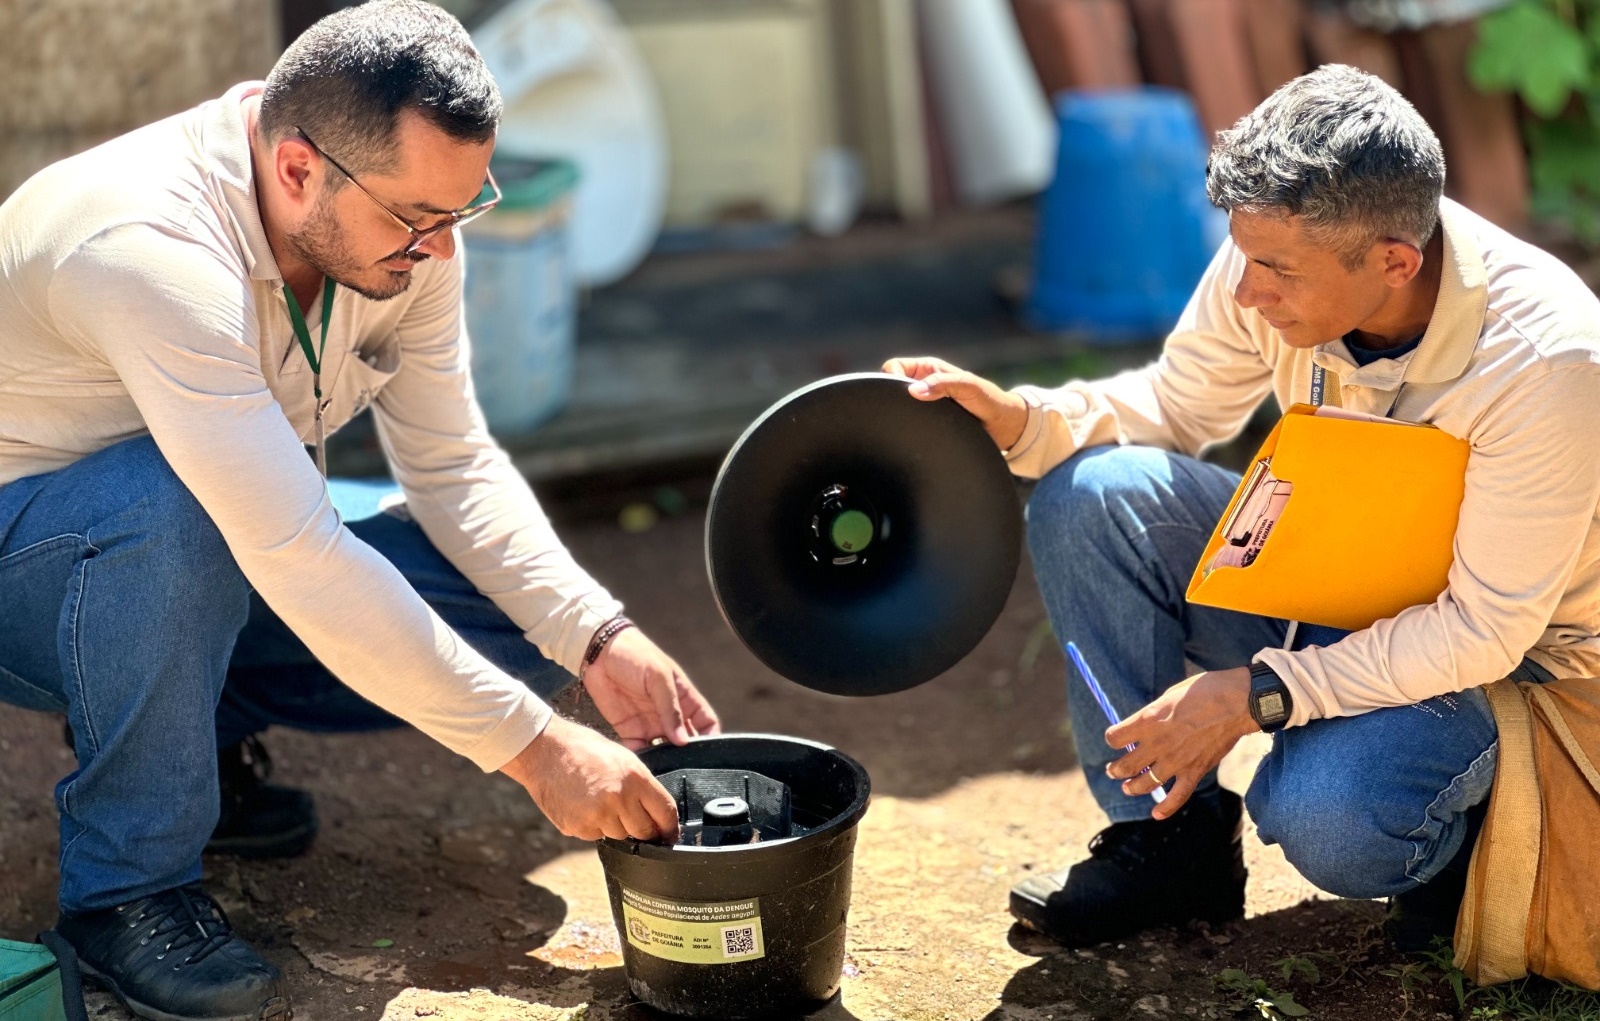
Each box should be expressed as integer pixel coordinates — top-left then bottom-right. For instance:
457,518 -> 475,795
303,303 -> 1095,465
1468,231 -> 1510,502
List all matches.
1269,991 -> 1312,1017
1470,0 -> 1593,116
1526,116 -> 1600,194
1276,956 -> 1321,984
1525,60 -> 1594,117
1527,182 -> 1597,243
372,938 -> 395,948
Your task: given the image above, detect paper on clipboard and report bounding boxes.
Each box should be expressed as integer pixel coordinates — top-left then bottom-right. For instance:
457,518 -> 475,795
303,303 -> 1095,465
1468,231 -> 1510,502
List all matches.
1308,405 -> 1391,424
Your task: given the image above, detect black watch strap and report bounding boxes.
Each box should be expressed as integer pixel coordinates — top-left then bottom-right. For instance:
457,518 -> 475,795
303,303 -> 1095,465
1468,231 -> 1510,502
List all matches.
1248,661 -> 1292,732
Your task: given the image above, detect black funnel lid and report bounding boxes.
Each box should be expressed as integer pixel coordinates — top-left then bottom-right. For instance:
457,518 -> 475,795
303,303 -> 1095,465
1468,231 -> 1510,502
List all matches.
706,373 -> 1022,696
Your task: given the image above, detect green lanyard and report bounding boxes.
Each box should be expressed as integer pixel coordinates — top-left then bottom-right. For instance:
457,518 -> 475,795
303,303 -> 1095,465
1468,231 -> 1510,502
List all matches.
283,277 -> 336,477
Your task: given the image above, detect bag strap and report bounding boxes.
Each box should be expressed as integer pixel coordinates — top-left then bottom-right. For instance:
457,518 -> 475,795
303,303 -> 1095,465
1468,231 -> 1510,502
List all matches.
1526,685 -> 1600,794
35,932 -> 88,1021
1455,679 -> 1541,984
1522,682 -> 1600,966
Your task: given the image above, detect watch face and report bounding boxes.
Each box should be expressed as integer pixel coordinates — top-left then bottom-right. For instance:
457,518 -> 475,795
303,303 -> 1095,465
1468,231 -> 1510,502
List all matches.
1257,691 -> 1287,722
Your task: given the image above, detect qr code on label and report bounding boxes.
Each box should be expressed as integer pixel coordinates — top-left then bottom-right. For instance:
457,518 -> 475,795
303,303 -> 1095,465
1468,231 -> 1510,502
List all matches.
721,925 -> 757,957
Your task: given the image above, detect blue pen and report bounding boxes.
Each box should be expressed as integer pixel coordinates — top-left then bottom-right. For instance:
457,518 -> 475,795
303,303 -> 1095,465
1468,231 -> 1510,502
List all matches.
1066,641 -> 1167,805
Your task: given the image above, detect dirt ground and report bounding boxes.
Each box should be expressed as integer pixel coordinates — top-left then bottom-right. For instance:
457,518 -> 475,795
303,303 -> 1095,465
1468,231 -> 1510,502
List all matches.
2,490 -> 1465,1021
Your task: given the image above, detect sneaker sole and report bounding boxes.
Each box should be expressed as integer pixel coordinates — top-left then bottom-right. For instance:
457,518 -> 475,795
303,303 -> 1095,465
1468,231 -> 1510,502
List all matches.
205,822 -> 317,860
78,957 -> 292,1021
1007,883 -> 1246,946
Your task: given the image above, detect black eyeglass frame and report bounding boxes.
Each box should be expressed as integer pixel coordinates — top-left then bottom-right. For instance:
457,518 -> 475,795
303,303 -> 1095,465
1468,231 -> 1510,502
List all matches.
296,127 -> 501,256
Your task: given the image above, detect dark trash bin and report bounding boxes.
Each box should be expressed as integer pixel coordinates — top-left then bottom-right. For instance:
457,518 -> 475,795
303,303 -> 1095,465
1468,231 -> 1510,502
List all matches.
596,735 -> 871,1019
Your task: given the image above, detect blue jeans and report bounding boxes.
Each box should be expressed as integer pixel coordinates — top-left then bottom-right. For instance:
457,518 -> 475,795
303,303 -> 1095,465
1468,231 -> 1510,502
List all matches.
0,436 -> 571,915
1026,445 -> 1547,899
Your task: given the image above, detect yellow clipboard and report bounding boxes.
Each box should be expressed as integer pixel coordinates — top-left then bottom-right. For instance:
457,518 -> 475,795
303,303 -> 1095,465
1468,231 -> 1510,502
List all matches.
1185,403 -> 1469,631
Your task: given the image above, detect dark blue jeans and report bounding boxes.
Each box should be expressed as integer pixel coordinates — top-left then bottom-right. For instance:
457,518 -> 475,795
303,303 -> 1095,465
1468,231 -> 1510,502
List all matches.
1026,445 -> 1546,899
0,436 -> 571,914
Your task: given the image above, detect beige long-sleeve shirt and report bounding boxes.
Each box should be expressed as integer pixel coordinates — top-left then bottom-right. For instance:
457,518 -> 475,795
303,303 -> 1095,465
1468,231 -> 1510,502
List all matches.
0,83 -> 624,770
1004,199 -> 1600,727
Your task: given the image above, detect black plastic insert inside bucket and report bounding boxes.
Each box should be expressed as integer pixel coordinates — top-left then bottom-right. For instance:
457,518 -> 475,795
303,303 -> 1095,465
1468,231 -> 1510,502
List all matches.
597,735 -> 870,1019
659,768 -> 794,847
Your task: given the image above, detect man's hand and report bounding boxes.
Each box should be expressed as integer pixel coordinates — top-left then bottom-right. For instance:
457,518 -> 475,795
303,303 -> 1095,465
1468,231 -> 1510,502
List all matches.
881,356 -> 1029,451
1104,667 -> 1259,820
582,627 -> 721,750
501,715 -> 680,842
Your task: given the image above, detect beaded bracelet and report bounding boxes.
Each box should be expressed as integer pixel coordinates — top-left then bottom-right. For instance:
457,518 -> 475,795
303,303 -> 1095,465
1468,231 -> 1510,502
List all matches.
583,614 -> 636,669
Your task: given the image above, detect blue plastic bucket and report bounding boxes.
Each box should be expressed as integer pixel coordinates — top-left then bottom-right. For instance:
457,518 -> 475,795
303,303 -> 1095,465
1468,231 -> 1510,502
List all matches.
462,157 -> 580,435
1026,87 -> 1227,343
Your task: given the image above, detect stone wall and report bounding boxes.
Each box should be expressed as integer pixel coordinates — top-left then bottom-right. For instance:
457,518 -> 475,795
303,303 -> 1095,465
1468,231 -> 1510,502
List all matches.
0,0 -> 279,198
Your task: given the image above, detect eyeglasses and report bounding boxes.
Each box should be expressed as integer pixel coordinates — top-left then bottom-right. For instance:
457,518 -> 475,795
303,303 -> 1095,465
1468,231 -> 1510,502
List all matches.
296,128 -> 501,256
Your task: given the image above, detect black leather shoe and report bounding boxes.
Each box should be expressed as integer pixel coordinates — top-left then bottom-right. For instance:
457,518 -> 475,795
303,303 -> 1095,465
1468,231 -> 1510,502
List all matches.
1009,789 -> 1248,946
56,884 -> 291,1021
1385,803 -> 1483,955
208,736 -> 317,859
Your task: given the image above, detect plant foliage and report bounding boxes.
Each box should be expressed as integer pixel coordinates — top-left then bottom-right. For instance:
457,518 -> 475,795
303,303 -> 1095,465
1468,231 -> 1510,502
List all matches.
1470,0 -> 1600,246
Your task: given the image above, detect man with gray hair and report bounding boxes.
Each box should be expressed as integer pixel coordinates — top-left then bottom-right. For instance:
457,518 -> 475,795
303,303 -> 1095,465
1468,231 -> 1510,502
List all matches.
887,64 -> 1600,949
0,2 -> 718,1018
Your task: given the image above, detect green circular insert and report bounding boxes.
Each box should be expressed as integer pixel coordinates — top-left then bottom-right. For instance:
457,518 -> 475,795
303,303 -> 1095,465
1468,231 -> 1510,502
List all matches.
829,509 -> 875,553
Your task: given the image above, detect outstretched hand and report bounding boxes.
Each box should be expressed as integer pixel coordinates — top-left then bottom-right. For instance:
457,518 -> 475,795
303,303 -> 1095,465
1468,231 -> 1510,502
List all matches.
582,627 -> 721,750
881,356 -> 1029,451
1103,667 -> 1258,820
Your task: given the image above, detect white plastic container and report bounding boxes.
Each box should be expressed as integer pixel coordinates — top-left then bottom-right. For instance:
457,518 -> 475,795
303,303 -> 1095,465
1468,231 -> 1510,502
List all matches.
473,0 -> 668,288
615,0 -> 833,229
916,0 -> 1057,205
462,157 -> 580,436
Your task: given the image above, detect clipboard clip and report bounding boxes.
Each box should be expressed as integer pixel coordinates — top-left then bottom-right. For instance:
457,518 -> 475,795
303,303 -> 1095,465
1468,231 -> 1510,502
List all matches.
1210,458 -> 1293,571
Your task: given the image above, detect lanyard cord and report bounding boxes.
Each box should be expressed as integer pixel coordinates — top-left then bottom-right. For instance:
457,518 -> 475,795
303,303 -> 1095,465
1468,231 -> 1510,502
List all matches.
1310,362 -> 1404,419
1289,356 -> 1403,653
283,277 -> 336,401
284,277 -> 336,477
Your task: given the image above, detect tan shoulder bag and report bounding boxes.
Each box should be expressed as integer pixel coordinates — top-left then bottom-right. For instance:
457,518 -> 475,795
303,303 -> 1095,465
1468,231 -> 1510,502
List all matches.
1455,678 -> 1600,987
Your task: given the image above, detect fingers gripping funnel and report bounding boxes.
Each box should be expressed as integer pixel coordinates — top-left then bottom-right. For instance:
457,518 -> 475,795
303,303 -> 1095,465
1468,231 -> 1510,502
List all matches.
707,373 -> 1023,695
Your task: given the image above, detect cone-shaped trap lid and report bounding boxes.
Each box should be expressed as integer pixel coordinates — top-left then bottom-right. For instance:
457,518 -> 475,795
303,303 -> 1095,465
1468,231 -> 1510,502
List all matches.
706,373 -> 1022,696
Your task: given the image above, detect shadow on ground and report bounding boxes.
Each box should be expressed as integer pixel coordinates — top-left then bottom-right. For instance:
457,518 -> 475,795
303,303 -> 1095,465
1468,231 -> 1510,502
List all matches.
981,900 -> 1403,1021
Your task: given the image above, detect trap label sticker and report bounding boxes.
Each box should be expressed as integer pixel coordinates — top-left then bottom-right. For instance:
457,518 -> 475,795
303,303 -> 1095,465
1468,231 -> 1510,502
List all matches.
619,887 -> 765,964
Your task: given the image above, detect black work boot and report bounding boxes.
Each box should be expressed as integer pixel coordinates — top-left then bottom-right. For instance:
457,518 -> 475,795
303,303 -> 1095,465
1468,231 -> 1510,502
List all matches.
56,884 -> 291,1021
208,736 -> 317,860
1009,788 -> 1248,946
1385,801 -> 1484,954
62,722 -> 316,860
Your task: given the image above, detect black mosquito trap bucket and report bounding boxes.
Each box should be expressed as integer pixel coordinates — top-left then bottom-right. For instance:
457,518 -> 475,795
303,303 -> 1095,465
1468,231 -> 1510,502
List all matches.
596,735 -> 870,1019
595,374 -> 1019,1017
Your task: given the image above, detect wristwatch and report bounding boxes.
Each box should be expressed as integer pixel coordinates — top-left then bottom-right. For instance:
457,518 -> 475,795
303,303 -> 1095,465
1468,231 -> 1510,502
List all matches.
1248,661 -> 1293,733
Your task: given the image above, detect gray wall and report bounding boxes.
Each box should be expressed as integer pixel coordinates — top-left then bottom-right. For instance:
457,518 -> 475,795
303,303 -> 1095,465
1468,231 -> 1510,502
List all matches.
0,0 -> 279,198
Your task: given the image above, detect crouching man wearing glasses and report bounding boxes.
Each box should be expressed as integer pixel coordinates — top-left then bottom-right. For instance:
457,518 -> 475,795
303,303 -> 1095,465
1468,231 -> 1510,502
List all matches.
0,3 -> 720,1019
